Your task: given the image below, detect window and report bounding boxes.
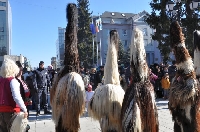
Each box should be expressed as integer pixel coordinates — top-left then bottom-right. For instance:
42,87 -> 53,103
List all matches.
144,39 -> 148,46
0,27 -> 3,32
2,2 -> 6,7
107,29 -> 110,36
124,40 -> 128,47
0,35 -> 4,40
143,28 -> 148,36
111,19 -> 115,24
122,29 -> 127,36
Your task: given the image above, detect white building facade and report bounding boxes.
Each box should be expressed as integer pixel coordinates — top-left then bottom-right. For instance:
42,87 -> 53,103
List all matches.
96,11 -> 162,66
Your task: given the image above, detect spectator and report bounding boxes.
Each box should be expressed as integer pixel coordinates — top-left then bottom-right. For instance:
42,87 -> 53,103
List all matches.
149,68 -> 158,87
168,60 -> 177,82
163,66 -> 169,76
155,68 -> 163,88
47,65 -> 56,87
16,61 -> 32,116
96,66 -> 104,85
161,73 -> 170,99
159,62 -> 164,73
25,71 -> 35,111
0,59 -> 28,132
89,68 -> 98,91
85,84 -> 94,112
80,66 -> 86,75
33,61 -> 51,116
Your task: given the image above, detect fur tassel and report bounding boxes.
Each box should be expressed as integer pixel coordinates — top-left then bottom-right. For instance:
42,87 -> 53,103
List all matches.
121,28 -> 159,132
89,30 -> 125,132
168,21 -> 200,132
104,30 -> 120,85
89,84 -> 125,131
51,72 -> 85,131
50,3 -> 85,132
130,28 -> 148,83
169,78 -> 198,109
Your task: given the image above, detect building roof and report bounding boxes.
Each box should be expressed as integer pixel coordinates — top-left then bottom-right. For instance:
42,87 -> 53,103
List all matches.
101,11 -> 136,19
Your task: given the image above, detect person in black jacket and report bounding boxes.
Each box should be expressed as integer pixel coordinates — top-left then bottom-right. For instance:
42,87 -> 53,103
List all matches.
89,68 -> 98,91
96,66 -> 104,84
33,61 -> 51,116
168,60 -> 177,82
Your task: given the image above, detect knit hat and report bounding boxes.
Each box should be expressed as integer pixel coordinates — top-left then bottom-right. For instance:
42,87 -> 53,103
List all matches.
39,61 -> 44,65
87,84 -> 92,92
88,84 -> 92,88
16,61 -> 23,68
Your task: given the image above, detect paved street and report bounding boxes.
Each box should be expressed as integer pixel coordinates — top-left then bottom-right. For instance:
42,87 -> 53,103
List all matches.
28,99 -> 174,132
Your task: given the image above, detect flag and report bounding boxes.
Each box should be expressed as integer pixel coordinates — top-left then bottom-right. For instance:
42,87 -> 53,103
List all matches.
95,18 -> 102,32
95,19 -> 99,32
90,24 -> 96,34
96,26 -> 99,33
99,18 -> 102,30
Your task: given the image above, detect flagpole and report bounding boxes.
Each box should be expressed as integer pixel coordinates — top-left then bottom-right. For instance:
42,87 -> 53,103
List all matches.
100,33 -> 102,66
98,14 -> 102,66
96,31 -> 98,67
96,14 -> 100,67
92,16 -> 94,66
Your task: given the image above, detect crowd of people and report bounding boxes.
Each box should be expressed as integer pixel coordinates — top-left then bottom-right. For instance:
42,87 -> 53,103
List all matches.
0,58 -> 177,132
81,61 -> 177,102
149,61 -> 176,99
80,65 -> 128,90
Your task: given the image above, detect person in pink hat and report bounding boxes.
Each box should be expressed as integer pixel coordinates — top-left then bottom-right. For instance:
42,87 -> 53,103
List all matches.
85,84 -> 94,112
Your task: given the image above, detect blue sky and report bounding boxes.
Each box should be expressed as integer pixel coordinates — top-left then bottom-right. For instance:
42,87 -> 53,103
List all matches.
10,0 -> 152,68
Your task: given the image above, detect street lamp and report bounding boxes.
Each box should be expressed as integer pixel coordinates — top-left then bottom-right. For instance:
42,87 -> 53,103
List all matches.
166,0 -> 175,11
190,0 -> 199,10
166,0 -> 200,23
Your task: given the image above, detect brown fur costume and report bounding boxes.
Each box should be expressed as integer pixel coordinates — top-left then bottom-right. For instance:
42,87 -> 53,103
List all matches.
121,28 -> 159,132
168,21 -> 200,132
50,3 -> 85,132
89,30 -> 125,132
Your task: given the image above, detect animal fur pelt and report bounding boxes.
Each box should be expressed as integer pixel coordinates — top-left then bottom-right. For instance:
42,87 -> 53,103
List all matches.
89,84 -> 125,132
193,30 -> 200,80
89,30 -> 125,132
121,28 -> 159,132
50,3 -> 85,132
168,21 -> 200,132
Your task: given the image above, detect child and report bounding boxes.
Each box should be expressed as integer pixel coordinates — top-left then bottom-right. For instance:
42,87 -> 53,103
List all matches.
161,73 -> 170,99
85,84 -> 94,112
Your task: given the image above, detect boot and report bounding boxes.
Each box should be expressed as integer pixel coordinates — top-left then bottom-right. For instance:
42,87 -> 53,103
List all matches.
44,110 -> 52,114
36,111 -> 40,116
25,124 -> 30,132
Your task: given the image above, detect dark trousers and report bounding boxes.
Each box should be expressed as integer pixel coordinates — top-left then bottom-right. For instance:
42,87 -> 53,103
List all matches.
0,112 -> 15,132
35,88 -> 48,112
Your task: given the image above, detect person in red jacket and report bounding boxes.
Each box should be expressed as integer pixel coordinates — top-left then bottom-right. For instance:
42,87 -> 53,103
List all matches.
0,59 -> 28,132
